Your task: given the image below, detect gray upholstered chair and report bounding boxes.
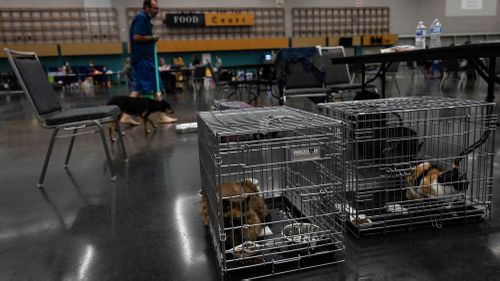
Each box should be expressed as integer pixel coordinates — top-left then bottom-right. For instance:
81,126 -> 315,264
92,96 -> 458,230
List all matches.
4,48 -> 128,188
281,61 -> 333,105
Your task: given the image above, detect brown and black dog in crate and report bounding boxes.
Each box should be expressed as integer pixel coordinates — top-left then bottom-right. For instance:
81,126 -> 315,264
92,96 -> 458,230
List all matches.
201,179 -> 270,248
405,161 -> 468,200
107,96 -> 174,141
405,127 -> 493,200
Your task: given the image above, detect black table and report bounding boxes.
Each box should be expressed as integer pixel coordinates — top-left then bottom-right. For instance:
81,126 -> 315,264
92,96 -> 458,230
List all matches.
219,64 -> 275,103
53,74 -> 78,86
330,42 -> 500,102
162,68 -> 191,76
161,68 -> 192,90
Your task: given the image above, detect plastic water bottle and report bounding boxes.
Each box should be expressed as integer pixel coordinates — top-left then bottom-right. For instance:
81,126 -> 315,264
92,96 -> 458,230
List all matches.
415,21 -> 426,49
429,18 -> 442,48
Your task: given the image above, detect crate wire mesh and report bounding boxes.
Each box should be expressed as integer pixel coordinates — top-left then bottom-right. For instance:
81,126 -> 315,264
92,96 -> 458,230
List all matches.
197,106 -> 346,279
319,97 -> 496,237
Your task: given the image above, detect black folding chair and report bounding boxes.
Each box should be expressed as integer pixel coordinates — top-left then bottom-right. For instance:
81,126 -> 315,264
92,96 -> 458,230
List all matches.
4,48 -> 128,188
190,65 -> 208,94
210,65 -> 235,100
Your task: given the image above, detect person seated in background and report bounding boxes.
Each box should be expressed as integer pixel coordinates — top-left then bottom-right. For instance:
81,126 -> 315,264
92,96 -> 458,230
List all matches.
91,65 -> 108,87
157,57 -> 175,92
158,57 -> 169,71
426,61 -> 442,79
172,56 -> 186,82
214,55 -> 223,73
123,58 -> 134,92
172,56 -> 185,69
103,65 -> 113,88
459,41 -> 478,81
191,55 -> 201,67
170,58 -> 178,69
61,61 -> 72,74
271,50 -> 277,63
88,60 -> 96,72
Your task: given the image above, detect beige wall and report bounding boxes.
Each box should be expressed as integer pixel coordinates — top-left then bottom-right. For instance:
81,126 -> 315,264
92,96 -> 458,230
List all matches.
0,0 -> 84,7
2,0 -> 499,41
110,0 -> 278,41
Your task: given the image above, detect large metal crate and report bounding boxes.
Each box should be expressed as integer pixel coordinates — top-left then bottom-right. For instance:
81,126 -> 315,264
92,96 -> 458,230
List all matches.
197,106 -> 346,280
319,97 -> 496,237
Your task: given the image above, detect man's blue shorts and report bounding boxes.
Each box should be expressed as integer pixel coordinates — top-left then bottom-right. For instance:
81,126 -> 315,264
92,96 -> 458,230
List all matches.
132,60 -> 156,94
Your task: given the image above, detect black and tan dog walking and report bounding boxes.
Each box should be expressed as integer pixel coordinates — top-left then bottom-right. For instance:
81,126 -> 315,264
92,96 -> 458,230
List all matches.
107,95 -> 174,141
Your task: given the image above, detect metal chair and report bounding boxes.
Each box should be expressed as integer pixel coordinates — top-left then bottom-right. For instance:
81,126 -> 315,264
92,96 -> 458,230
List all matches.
383,62 -> 401,95
4,48 -> 128,188
440,59 -> 468,89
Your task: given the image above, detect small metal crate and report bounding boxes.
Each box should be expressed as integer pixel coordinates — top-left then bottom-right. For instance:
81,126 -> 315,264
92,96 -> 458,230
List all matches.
319,97 -> 496,237
197,106 -> 346,279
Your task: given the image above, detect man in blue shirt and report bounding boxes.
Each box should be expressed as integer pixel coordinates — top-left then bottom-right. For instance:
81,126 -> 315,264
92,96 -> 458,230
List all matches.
122,0 -> 177,124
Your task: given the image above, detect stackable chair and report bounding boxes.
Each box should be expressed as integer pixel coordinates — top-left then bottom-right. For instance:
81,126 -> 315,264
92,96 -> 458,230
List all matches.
381,62 -> 401,95
4,48 -> 128,188
440,59 -> 467,89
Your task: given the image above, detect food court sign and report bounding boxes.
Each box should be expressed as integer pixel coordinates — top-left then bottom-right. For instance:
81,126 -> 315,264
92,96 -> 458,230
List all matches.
164,12 -> 254,27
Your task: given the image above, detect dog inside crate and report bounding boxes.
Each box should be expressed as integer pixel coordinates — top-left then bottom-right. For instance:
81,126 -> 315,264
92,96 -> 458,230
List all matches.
330,97 -> 495,230
352,91 -> 424,164
200,179 -> 270,249
200,179 -> 340,263
404,128 -> 491,201
350,94 -> 481,184
198,107 -> 346,277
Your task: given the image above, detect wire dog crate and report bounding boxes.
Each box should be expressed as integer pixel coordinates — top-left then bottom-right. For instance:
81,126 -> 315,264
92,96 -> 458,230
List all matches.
319,97 -> 496,237
197,106 -> 345,280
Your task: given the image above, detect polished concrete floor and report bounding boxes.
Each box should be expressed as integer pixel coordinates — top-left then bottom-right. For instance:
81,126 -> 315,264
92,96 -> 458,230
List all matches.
1,69 -> 500,281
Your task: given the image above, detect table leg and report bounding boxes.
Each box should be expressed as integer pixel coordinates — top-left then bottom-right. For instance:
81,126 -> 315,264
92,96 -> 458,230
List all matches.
381,63 -> 387,99
487,56 -> 496,103
361,63 -> 366,91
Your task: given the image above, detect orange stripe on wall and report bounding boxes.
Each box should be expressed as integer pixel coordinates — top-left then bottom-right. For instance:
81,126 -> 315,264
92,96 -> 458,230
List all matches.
0,44 -> 58,57
156,38 -> 288,53
291,37 -> 326,48
60,42 -> 123,56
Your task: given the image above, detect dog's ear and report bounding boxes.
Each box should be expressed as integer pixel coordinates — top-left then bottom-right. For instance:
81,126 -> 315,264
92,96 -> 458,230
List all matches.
161,100 -> 174,114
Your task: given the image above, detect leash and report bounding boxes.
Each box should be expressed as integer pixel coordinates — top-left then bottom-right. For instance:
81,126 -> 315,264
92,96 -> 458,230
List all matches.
153,42 -> 162,99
